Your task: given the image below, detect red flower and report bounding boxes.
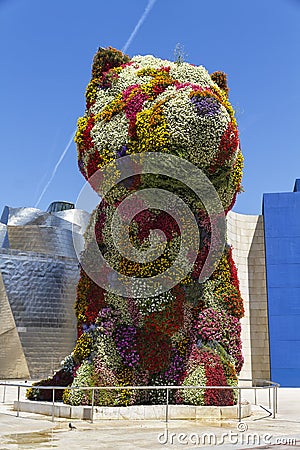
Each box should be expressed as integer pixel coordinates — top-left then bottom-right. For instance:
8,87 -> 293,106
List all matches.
228,247 -> 241,293
136,327 -> 172,373
209,122 -> 239,173
144,293 -> 184,336
85,282 -> 105,324
202,350 -> 234,406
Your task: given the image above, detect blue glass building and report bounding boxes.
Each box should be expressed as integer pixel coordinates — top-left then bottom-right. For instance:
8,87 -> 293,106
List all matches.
263,179 -> 300,386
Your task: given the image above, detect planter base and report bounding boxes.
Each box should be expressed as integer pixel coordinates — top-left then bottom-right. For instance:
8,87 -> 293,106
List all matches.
14,400 -> 251,420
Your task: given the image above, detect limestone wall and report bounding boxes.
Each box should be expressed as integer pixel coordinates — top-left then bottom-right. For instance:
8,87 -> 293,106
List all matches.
227,211 -> 270,382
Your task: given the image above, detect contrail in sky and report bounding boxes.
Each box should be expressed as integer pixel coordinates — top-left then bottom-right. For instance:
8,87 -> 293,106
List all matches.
35,1 -> 157,208
122,0 -> 157,53
34,132 -> 75,208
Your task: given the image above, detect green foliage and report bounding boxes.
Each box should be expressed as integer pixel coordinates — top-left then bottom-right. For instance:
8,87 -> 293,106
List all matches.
211,71 -> 229,97
174,43 -> 186,64
92,46 -> 130,80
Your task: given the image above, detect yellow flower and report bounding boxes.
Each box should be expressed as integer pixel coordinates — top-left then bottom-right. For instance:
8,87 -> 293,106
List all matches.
74,116 -> 89,152
230,150 -> 244,191
128,103 -> 170,154
72,333 -> 93,363
101,94 -> 125,122
85,78 -> 101,105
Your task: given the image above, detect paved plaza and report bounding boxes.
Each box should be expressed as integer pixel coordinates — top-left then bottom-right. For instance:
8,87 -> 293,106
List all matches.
0,382 -> 300,449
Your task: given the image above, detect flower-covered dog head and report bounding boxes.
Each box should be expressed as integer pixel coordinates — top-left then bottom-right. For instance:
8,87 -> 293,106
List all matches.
75,47 -> 243,213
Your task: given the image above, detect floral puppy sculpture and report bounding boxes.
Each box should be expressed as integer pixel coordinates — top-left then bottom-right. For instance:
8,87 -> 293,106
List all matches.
28,47 -> 244,406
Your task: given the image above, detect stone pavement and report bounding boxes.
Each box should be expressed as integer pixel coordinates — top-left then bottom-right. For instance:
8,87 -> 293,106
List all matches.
0,382 -> 300,449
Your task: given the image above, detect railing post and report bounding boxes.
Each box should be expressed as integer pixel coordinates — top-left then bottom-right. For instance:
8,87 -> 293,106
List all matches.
238,387 -> 242,422
275,385 -> 278,413
16,385 -> 20,417
52,388 -> 55,422
2,381 -> 6,403
254,387 -> 257,405
165,387 -> 169,424
268,387 -> 271,410
272,386 -> 276,419
91,389 -> 95,423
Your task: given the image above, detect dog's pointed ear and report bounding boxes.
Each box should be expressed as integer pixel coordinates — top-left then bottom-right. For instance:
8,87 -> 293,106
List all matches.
210,71 -> 229,97
91,46 -> 130,80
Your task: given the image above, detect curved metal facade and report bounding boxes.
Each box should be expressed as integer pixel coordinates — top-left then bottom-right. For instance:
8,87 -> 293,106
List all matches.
0,204 -> 90,379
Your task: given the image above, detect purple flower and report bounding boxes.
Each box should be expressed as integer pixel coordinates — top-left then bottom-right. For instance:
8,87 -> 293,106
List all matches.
114,325 -> 139,367
117,145 -> 127,158
97,307 -> 120,336
191,96 -> 220,117
161,348 -> 185,385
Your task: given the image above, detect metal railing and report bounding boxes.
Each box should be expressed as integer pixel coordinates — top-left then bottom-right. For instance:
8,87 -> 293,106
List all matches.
0,378 -> 279,424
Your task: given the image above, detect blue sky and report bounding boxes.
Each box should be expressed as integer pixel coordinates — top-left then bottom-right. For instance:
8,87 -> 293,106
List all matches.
0,0 -> 299,215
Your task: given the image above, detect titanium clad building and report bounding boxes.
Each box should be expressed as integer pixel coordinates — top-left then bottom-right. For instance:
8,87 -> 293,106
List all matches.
0,202 -> 90,379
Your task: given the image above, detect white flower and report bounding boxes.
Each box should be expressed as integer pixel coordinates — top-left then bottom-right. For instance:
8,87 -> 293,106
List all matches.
91,112 -> 128,154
